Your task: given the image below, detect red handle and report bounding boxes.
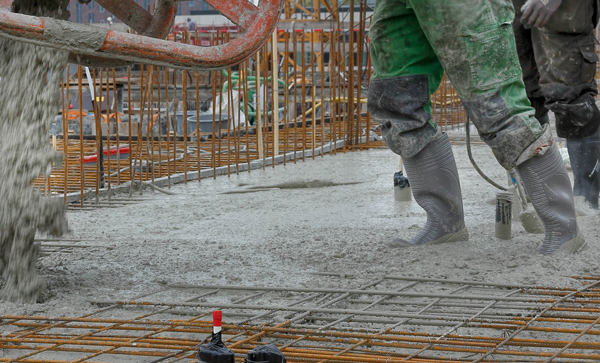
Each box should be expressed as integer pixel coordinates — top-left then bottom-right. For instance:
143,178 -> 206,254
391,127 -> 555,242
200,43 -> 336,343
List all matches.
213,310 -> 222,327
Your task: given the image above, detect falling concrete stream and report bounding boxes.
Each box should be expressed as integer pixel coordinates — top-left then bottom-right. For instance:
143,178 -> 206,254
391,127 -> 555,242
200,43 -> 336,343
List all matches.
0,0 -> 69,302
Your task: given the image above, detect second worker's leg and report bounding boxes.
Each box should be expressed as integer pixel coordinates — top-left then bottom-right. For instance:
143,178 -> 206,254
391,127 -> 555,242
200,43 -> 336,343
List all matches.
567,131 -> 600,209
532,24 -> 600,210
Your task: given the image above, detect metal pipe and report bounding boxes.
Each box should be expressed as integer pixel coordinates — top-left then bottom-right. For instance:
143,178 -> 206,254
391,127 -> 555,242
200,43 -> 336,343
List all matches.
0,0 -> 282,70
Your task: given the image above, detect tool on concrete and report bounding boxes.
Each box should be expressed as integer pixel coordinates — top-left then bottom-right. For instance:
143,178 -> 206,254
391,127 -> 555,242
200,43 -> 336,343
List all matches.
393,157 -> 411,202
198,310 -> 235,363
508,169 -> 544,234
495,192 -> 513,240
467,115 -> 544,235
0,0 -> 283,70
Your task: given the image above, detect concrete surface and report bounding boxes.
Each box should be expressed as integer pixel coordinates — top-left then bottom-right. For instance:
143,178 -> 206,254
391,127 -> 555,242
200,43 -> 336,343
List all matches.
1,135 -> 599,316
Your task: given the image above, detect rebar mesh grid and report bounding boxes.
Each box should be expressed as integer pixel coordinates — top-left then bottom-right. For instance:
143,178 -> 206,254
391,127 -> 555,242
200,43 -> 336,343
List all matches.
2,275 -> 600,362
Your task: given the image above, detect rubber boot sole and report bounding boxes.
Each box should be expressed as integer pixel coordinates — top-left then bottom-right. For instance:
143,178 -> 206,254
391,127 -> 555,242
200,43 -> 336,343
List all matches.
544,233 -> 587,255
431,228 -> 470,245
384,228 -> 469,248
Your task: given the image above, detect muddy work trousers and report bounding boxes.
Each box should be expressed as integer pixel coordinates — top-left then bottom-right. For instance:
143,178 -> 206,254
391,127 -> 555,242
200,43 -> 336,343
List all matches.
367,0 -> 550,170
512,0 -> 600,138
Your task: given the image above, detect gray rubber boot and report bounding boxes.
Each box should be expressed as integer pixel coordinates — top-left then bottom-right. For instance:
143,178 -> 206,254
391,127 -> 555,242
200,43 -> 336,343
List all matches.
385,133 -> 469,247
516,144 -> 586,255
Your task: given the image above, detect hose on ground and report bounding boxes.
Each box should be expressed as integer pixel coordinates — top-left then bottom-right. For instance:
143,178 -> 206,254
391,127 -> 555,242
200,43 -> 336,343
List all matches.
466,116 -> 508,191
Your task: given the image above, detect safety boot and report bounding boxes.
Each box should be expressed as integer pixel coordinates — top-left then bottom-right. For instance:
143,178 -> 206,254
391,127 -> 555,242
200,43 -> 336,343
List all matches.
385,133 -> 469,247
516,143 -> 586,255
567,131 -> 600,209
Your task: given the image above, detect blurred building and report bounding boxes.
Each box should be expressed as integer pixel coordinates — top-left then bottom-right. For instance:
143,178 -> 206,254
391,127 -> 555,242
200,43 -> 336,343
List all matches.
67,0 -> 215,24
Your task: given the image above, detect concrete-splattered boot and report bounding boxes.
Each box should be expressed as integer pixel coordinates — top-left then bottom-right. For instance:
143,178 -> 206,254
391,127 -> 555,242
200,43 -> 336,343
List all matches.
385,133 -> 469,247
567,132 -> 600,209
516,144 -> 586,255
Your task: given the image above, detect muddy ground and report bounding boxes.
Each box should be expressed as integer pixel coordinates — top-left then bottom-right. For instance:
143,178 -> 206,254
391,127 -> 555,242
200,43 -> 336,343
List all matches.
0,130 -> 598,316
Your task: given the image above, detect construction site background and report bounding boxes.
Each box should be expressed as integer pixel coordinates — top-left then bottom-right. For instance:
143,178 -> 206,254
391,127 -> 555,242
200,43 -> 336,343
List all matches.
40,0 -> 474,205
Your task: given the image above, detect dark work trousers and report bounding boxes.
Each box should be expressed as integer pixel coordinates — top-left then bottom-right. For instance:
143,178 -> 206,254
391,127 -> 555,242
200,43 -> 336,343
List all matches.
512,0 -> 600,138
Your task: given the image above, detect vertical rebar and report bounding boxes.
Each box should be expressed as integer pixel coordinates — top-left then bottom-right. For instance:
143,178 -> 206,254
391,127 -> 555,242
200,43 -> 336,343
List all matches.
92,69 -> 101,203
320,39 -> 325,157
217,54 -> 223,171
272,30 -> 280,160
242,59 -> 251,172
311,31 -> 316,157
112,69 -> 120,186
79,66 -> 84,205
226,64 -> 237,174
137,65 -> 151,188
211,33 -> 217,178
156,66 -> 163,179
195,71 -> 201,181
357,0 -> 365,146
183,70 -> 188,183
293,30 -> 298,163
332,28 -> 339,154
104,68 -> 111,198
256,49 -> 264,161
283,32 -> 289,165
61,72 -> 68,198
226,66 -> 232,176
127,67 -> 133,192
165,66 -> 172,187
172,67 -> 178,178
301,32 -> 307,161
348,0 -> 355,148
148,66 -> 155,185
365,34 -> 372,144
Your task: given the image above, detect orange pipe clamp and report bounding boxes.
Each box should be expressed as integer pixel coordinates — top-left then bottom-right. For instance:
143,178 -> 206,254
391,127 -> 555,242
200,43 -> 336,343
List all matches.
0,0 -> 283,70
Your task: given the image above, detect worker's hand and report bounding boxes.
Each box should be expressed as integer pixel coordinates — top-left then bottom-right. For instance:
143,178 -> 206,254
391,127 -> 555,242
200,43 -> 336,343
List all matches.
521,0 -> 562,28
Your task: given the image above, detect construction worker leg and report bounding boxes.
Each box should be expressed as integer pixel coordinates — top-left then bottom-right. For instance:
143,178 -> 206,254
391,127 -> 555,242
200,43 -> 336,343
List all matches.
367,0 -> 444,158
532,32 -> 600,140
409,0 -> 583,254
512,0 -> 549,125
531,0 -> 600,209
408,0 -> 550,170
368,1 -> 467,247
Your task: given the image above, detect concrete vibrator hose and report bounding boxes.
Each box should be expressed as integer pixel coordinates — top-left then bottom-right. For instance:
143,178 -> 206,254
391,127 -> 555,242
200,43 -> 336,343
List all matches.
466,116 -> 508,192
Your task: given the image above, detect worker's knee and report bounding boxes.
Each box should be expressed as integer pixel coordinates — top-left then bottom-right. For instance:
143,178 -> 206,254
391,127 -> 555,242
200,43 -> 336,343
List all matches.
367,75 -> 438,158
462,90 -> 551,169
548,92 -> 600,138
534,31 -> 598,88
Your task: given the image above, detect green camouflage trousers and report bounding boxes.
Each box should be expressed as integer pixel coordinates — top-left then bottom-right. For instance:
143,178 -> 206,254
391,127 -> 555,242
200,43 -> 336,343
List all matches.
367,0 -> 551,169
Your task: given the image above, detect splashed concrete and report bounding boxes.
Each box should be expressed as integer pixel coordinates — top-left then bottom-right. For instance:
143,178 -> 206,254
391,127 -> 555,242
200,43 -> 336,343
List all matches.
0,0 -> 69,303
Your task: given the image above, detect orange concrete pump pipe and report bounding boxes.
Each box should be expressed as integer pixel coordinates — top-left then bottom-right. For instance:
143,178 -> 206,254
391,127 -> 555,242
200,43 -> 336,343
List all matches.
0,0 -> 283,70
